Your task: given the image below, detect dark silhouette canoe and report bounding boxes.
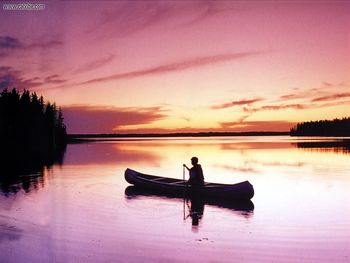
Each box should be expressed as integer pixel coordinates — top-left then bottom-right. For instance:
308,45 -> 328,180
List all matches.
124,168 -> 254,200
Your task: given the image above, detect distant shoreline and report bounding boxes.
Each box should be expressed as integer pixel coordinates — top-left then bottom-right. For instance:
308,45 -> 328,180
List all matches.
68,128 -> 350,142
68,131 -> 289,141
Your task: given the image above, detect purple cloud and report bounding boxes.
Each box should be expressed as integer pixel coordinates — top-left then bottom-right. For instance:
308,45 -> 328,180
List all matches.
26,40 -> 63,50
0,35 -> 63,58
180,2 -> 244,27
81,51 -> 262,85
0,67 -> 42,90
73,54 -> 116,74
86,2 -> 173,36
0,36 -> 23,49
89,2 -> 244,38
62,105 -> 167,134
44,74 -> 67,84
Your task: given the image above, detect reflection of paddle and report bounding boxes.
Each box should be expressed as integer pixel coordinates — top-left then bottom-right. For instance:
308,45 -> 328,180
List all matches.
183,166 -> 186,220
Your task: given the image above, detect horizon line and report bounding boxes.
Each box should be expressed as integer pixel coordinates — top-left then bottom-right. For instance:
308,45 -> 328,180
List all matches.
68,131 -> 290,138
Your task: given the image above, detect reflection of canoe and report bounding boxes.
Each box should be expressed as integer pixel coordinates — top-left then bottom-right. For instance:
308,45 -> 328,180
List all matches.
124,168 -> 254,200
125,186 -> 254,213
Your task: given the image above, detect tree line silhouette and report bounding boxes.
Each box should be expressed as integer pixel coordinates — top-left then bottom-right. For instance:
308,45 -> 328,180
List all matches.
0,88 -> 67,149
290,117 -> 350,136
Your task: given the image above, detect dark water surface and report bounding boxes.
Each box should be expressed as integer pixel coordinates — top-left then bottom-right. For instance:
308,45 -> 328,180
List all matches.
1,136 -> 349,262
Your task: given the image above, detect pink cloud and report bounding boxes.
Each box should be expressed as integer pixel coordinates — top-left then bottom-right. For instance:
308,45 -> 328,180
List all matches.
243,103 -> 308,114
280,82 -> 350,101
211,98 -> 263,110
220,120 -> 295,132
311,92 -> 350,102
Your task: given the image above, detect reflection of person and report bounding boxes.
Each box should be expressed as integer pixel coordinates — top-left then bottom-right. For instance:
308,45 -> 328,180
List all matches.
188,196 -> 204,227
183,157 -> 204,187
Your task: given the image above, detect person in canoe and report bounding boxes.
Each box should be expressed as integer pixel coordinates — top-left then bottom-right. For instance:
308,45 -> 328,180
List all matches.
183,157 -> 204,187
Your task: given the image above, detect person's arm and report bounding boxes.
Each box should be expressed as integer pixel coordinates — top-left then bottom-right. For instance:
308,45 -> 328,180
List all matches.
183,164 -> 190,171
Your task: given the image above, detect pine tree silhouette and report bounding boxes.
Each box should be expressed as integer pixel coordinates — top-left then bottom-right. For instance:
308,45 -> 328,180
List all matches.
0,88 -> 67,148
290,118 -> 350,136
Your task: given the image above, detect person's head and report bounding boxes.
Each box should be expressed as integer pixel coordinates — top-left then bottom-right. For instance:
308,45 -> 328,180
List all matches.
191,157 -> 199,165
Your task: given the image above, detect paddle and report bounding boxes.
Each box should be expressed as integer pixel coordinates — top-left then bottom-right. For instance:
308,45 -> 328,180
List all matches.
183,164 -> 185,183
183,165 -> 186,220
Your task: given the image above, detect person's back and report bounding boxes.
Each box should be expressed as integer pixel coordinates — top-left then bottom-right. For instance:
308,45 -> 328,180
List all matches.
184,157 -> 204,187
189,164 -> 204,186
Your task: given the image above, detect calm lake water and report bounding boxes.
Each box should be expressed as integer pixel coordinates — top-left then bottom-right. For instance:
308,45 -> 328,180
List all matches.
1,136 -> 349,263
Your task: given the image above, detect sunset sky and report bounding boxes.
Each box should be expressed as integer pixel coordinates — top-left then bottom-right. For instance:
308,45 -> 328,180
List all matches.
1,1 -> 349,134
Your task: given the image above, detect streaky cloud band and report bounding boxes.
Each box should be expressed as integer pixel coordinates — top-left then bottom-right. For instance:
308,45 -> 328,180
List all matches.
80,51 -> 264,85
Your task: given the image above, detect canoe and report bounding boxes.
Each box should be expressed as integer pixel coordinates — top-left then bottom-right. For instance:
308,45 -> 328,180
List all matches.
124,168 -> 254,200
